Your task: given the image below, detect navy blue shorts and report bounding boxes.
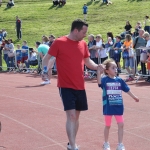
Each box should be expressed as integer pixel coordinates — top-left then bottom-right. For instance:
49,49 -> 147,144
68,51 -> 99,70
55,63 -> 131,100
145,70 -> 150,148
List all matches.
59,88 -> 88,111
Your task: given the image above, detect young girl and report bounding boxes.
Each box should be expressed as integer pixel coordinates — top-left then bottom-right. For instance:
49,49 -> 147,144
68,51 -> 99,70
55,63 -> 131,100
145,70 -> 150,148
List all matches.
97,59 -> 139,150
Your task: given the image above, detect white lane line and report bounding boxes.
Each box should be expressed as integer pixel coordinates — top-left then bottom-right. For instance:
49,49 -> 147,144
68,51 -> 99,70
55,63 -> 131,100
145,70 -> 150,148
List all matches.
0,95 -> 63,111
0,113 -> 66,149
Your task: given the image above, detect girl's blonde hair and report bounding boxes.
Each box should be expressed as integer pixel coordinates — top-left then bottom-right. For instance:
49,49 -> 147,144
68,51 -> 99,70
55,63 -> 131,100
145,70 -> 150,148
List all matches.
103,59 -> 115,75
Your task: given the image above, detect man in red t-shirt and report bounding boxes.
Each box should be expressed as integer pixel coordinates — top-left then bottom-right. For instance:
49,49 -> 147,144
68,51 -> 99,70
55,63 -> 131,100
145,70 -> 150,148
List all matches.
42,19 -> 103,150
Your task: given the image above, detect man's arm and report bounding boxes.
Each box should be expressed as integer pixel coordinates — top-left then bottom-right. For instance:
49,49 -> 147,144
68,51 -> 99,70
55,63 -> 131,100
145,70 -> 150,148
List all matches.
42,53 -> 52,70
84,57 -> 98,70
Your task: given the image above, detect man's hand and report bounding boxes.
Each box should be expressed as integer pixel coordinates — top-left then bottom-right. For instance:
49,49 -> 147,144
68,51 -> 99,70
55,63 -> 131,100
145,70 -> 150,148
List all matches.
97,64 -> 105,74
41,72 -> 50,81
133,96 -> 139,102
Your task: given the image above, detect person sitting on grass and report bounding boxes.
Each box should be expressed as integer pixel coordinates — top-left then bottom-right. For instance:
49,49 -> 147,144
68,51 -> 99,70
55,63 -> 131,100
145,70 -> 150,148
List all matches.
7,0 -> 14,8
53,0 -> 59,6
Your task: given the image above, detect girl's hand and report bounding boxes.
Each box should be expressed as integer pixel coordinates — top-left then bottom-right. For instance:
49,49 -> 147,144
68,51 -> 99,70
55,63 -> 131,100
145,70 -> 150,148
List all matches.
133,96 -> 139,102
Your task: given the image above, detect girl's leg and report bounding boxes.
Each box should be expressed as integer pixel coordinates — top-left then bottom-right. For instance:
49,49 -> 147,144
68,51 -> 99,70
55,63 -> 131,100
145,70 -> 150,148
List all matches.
115,115 -> 124,143
104,115 -> 112,142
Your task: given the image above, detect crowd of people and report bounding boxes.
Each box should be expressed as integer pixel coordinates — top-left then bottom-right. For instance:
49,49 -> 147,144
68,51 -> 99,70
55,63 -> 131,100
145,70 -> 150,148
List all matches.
0,16 -> 150,84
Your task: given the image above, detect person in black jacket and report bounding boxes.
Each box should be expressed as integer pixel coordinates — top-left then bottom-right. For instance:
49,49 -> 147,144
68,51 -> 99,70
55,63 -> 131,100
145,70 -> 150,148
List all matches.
16,16 -> 22,40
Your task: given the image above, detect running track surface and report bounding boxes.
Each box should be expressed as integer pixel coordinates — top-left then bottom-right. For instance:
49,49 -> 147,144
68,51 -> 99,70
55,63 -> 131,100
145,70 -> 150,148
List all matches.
0,72 -> 150,150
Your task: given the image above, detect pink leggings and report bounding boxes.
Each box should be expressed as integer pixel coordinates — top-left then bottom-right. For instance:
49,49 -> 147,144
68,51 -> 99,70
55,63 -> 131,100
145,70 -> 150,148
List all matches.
105,115 -> 124,126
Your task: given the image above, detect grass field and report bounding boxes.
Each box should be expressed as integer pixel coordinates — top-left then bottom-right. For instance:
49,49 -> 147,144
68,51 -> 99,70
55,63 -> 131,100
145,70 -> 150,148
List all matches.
0,0 -> 149,67
0,0 -> 150,46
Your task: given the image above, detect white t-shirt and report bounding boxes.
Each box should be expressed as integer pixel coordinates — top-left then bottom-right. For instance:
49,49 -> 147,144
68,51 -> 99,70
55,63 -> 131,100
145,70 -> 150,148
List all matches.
96,40 -> 103,50
146,40 -> 150,47
99,48 -> 108,58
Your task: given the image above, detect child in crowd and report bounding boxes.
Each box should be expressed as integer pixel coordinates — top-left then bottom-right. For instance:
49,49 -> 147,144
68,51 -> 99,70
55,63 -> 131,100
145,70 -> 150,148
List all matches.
113,36 -> 122,73
97,59 -> 139,150
0,0 -> 2,7
21,40 -> 29,70
146,49 -> 150,82
122,34 -> 135,82
15,44 -> 22,71
82,3 -> 88,21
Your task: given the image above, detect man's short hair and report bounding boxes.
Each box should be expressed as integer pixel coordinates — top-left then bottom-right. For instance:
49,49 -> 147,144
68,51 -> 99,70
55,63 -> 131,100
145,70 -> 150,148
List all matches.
36,41 -> 41,46
71,19 -> 88,32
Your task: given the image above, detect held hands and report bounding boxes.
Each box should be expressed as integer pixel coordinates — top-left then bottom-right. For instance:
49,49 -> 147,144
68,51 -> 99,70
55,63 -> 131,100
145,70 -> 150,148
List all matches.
97,64 -> 105,74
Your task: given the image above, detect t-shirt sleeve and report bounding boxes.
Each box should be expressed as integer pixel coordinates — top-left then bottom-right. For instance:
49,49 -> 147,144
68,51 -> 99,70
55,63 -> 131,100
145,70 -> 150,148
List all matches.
98,77 -> 105,89
48,40 -> 59,57
121,79 -> 130,92
37,47 -> 42,53
84,42 -> 90,58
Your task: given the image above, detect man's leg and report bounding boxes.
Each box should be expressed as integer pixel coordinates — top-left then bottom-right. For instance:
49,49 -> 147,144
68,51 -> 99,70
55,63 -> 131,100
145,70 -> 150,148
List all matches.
17,29 -> 19,39
66,110 -> 80,149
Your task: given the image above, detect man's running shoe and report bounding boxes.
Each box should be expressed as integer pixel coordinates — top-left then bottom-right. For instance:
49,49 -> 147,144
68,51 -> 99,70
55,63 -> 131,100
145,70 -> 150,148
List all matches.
41,80 -> 50,85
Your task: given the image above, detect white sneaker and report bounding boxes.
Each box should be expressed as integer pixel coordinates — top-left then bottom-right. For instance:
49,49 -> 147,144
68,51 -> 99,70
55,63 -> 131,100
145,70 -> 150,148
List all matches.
25,70 -> 30,73
116,143 -> 125,150
103,142 -> 110,150
41,80 -> 50,85
67,143 -> 79,150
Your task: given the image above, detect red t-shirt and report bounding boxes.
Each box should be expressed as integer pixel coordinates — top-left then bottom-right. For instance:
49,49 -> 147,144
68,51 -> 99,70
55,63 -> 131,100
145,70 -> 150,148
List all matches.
48,36 -> 90,90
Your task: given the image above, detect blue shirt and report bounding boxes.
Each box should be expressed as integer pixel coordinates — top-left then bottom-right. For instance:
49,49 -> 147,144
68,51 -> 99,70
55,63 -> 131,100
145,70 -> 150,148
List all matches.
98,76 -> 130,115
83,6 -> 88,14
22,45 -> 29,57
0,33 -> 2,42
16,49 -> 22,61
114,42 -> 122,49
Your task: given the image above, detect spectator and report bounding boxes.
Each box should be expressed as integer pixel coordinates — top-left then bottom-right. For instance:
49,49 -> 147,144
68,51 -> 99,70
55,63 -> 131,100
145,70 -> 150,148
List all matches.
0,30 -> 2,45
59,0 -> 66,6
142,32 -> 150,77
133,29 -> 146,74
122,34 -> 135,82
106,32 -> 116,59
25,49 -> 38,73
53,0 -> 59,6
42,36 -> 49,45
7,38 -> 15,69
3,40 -> 9,70
120,21 -> 132,39
95,34 -> 103,63
48,34 -> 55,47
106,0 -> 112,6
144,15 -> 150,34
0,0 -> 2,7
2,29 -> 7,39
21,41 -> 29,70
16,16 -> 22,40
113,36 -> 122,73
133,21 -> 142,38
145,49 -> 150,82
88,34 -> 97,64
15,44 -> 22,71
82,3 -> 88,21
7,0 -> 14,8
